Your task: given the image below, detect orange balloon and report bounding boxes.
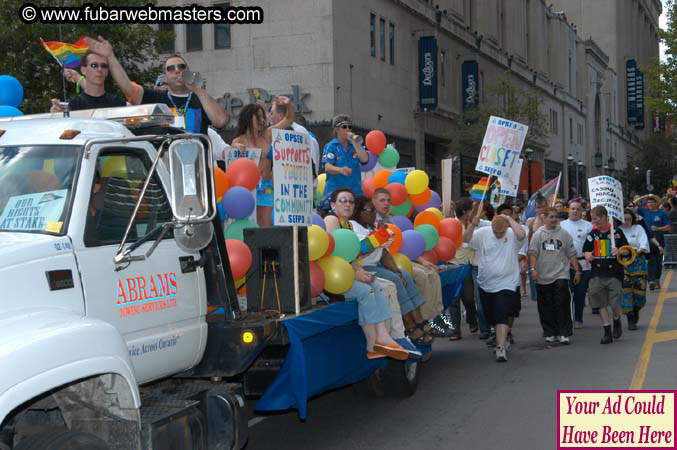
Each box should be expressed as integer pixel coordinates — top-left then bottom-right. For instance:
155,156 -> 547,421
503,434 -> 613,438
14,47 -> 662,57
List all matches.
434,236 -> 457,261
362,177 -> 375,198
386,223 -> 403,254
214,167 -> 230,199
413,210 -> 441,230
365,130 -> 387,155
456,233 -> 463,249
373,169 -> 393,189
386,183 -> 408,206
226,158 -> 260,190
409,188 -> 432,206
439,218 -> 463,242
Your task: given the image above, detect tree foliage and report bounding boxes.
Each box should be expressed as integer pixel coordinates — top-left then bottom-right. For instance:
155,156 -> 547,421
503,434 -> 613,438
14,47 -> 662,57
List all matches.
628,134 -> 677,196
645,0 -> 677,116
0,0 -> 173,114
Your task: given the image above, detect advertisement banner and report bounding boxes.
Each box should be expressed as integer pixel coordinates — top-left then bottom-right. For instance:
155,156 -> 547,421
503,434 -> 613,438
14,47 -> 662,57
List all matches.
462,60 -> 479,112
635,70 -> 645,130
626,59 -> 638,125
475,116 -> 528,179
272,129 -> 313,226
588,176 -> 624,223
418,36 -> 438,112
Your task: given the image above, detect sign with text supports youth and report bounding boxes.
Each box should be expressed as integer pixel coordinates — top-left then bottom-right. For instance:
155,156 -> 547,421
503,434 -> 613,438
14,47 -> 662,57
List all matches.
272,129 -> 313,226
588,176 -> 624,223
475,116 -> 527,180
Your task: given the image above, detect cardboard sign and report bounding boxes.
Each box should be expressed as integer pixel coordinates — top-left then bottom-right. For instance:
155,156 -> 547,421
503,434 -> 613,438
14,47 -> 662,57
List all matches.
0,190 -> 68,232
224,147 -> 261,167
588,176 -> 624,223
475,116 -> 528,179
272,129 -> 313,225
497,158 -> 523,197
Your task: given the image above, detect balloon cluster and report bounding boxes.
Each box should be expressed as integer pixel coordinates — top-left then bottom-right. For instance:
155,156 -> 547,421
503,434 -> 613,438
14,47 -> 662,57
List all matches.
0,75 -> 24,117
217,158 -> 261,289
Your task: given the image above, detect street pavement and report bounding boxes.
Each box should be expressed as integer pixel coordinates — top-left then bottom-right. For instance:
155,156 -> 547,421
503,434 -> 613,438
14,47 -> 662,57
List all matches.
245,270 -> 677,450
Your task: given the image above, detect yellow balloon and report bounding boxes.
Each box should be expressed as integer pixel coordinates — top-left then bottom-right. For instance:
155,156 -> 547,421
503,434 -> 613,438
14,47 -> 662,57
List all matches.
307,225 -> 329,261
405,170 -> 429,195
425,207 -> 444,221
392,252 -> 413,275
317,173 -> 327,196
235,276 -> 246,289
317,255 -> 355,294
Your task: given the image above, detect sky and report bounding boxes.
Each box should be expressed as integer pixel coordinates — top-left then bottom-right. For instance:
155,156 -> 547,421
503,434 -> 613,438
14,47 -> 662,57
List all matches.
661,1 -> 668,60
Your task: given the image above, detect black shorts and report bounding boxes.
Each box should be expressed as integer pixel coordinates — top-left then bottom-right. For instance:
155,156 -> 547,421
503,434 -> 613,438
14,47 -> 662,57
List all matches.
478,288 -> 516,326
511,287 -> 522,318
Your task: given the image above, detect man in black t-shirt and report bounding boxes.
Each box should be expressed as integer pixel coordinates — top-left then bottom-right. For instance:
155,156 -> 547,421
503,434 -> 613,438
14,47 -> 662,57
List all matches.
50,50 -> 126,112
85,36 -> 228,134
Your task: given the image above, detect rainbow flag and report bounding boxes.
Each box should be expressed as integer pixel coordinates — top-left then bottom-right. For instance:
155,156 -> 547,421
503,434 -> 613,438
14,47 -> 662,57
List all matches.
470,177 -> 490,201
522,173 -> 561,223
594,239 -> 612,258
40,36 -> 88,68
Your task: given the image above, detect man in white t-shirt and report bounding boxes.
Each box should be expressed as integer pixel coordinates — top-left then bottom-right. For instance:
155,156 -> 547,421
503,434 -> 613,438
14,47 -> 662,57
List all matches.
465,213 -> 526,362
560,200 -> 593,329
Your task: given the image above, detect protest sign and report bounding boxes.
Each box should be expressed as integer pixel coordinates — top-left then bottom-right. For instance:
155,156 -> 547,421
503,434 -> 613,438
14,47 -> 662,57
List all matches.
475,116 -> 527,179
272,129 -> 313,225
224,147 -> 261,167
0,190 -> 68,232
497,157 -> 523,197
588,176 -> 624,223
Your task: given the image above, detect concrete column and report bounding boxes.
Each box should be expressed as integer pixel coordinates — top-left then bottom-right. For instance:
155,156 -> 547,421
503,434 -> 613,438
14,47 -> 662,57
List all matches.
415,115 -> 426,169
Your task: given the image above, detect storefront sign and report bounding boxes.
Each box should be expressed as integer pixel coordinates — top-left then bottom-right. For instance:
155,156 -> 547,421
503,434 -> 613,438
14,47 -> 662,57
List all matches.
418,36 -> 438,112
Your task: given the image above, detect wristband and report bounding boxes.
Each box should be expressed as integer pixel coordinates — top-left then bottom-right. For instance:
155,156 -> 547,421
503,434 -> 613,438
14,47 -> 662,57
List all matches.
126,81 -> 140,102
76,75 -> 85,93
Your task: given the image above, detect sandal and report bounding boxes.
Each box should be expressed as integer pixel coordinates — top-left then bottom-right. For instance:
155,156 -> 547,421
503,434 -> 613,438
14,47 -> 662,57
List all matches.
406,323 -> 434,345
373,342 -> 410,360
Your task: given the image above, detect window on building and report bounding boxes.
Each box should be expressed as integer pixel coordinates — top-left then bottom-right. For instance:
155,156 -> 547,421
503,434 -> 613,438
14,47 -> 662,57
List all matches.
577,123 -> 583,145
550,109 -> 558,135
389,22 -> 395,65
214,3 -> 231,49
370,13 -> 376,57
186,24 -> 202,52
158,24 -> 175,53
379,17 -> 386,61
440,50 -> 446,87
569,117 -> 573,142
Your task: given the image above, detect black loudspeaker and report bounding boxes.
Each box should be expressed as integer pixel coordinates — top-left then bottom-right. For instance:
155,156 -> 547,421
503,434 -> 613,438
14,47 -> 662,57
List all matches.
243,226 -> 311,313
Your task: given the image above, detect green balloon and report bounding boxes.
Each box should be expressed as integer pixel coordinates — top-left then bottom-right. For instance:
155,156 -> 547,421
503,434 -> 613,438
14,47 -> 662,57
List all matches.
378,146 -> 400,169
416,224 -> 439,251
224,219 -> 259,241
331,228 -> 361,262
390,198 -> 411,216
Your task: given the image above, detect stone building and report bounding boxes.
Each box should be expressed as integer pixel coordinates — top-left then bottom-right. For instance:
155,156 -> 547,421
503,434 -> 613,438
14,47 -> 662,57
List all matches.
158,0 -> 659,199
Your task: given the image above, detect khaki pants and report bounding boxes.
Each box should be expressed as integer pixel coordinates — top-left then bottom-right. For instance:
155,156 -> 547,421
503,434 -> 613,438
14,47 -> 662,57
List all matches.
375,277 -> 406,339
412,263 -> 443,321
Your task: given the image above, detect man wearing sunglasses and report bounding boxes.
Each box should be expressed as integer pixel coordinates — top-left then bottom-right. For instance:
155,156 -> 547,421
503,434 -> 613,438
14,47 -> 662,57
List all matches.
84,36 -> 228,134
50,50 -> 126,112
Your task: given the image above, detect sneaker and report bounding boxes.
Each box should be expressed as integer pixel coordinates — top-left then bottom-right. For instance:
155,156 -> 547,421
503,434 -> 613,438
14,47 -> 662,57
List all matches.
479,331 -> 491,340
649,282 -> 656,291
574,321 -> 584,329
655,280 -> 661,290
485,334 -> 497,347
503,339 -> 511,350
495,345 -> 507,362
601,325 -> 613,344
628,321 -> 638,331
613,317 -> 622,340
545,336 -> 557,344
559,335 -> 570,345
428,315 -> 454,338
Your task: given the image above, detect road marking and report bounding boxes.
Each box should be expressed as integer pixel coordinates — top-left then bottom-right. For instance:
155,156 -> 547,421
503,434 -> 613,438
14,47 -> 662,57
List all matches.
653,329 -> 677,343
665,292 -> 677,299
248,416 -> 267,427
629,271 -> 673,390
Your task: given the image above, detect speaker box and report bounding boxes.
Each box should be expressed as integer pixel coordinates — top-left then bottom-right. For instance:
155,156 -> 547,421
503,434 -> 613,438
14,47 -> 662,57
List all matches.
243,226 -> 311,313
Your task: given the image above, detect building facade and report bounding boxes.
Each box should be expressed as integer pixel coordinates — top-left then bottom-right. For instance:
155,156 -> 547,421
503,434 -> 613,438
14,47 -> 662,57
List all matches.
158,0 -> 659,200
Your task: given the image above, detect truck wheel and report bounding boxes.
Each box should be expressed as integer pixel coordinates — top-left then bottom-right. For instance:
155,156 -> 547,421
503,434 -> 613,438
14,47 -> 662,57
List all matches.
381,359 -> 419,397
352,369 -> 386,398
14,431 -> 110,450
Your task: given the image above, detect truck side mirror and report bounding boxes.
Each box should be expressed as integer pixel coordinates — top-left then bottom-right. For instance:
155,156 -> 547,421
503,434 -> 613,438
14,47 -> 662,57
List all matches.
168,139 -> 210,222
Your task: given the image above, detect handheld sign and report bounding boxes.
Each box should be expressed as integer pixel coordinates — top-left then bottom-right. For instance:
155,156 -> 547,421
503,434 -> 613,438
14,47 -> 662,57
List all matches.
0,190 -> 68,232
497,157 -> 523,198
588,176 -> 624,224
272,129 -> 313,226
475,116 -> 528,179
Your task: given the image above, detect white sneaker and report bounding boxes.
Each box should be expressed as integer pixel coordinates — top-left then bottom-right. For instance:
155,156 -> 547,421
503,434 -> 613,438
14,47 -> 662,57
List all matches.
545,336 -> 556,343
495,345 -> 507,362
559,336 -> 570,345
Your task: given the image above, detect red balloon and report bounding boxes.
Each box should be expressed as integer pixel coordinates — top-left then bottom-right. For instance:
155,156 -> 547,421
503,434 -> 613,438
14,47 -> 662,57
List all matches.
310,261 -> 325,297
362,177 -> 375,198
439,218 -> 463,242
386,183 -> 408,206
421,250 -> 439,265
323,233 -> 336,258
410,187 -> 432,206
434,236 -> 457,261
225,239 -> 253,279
365,130 -> 387,155
373,169 -> 392,189
226,158 -> 260,191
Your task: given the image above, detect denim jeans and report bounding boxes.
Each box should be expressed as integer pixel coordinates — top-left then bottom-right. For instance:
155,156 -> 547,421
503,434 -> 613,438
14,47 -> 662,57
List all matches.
472,265 -> 491,333
364,265 -> 424,314
343,281 -> 391,325
569,269 -> 590,323
648,252 -> 663,283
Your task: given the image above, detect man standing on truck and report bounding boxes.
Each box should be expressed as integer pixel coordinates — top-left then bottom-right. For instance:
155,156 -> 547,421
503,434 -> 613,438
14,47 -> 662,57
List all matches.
85,36 -> 229,134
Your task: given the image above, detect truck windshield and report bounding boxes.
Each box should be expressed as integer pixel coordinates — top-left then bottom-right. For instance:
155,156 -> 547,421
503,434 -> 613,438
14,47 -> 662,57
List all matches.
0,145 -> 80,235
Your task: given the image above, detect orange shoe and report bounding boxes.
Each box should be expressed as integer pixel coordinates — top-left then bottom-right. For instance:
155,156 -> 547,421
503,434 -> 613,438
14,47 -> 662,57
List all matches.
367,351 -> 387,359
373,342 -> 410,361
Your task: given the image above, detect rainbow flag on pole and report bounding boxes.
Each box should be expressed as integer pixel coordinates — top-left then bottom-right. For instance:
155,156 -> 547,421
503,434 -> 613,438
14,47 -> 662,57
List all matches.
522,172 -> 562,223
40,36 -> 88,68
470,177 -> 491,201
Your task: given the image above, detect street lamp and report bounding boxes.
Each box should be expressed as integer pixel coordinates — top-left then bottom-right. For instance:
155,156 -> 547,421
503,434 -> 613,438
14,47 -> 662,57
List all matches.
603,164 -> 609,174
577,160 -> 583,197
594,152 -> 603,171
608,156 -> 615,176
525,148 -> 534,196
567,154 -> 575,197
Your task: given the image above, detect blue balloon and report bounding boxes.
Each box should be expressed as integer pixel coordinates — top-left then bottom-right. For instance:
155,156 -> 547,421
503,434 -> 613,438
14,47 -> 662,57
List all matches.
223,186 -> 255,219
0,76 -> 24,108
388,170 -> 407,185
312,211 -> 326,230
400,229 -> 426,260
391,215 -> 413,232
414,190 -> 442,212
0,105 -> 22,117
217,200 -> 229,221
360,151 -> 378,172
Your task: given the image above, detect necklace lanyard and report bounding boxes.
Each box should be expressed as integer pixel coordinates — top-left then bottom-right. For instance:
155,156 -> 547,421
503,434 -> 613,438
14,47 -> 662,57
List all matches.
168,93 -> 192,116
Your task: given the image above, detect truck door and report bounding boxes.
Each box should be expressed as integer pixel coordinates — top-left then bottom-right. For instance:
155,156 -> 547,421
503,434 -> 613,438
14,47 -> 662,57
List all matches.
74,147 -> 207,384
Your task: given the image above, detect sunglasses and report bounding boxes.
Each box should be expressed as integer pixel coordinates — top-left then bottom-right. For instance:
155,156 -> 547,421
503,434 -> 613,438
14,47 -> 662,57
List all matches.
88,62 -> 109,70
336,198 -> 355,204
362,207 -> 375,213
165,63 -> 187,73
339,124 -> 352,129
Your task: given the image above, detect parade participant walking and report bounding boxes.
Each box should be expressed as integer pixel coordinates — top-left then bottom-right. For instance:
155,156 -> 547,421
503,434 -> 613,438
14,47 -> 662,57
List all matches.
529,207 -> 582,344
560,200 -> 593,329
318,115 -> 369,211
50,50 -> 126,112
618,209 -> 650,330
583,206 -> 630,344
636,194 -> 671,289
464,211 -> 526,362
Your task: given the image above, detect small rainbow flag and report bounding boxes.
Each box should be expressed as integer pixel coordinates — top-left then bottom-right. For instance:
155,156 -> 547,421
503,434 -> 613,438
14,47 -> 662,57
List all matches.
40,36 -> 88,69
470,177 -> 490,201
594,239 -> 612,258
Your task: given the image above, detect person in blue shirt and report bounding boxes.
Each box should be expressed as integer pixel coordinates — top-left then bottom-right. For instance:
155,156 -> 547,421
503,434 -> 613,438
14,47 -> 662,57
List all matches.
636,194 -> 671,289
318,115 -> 369,211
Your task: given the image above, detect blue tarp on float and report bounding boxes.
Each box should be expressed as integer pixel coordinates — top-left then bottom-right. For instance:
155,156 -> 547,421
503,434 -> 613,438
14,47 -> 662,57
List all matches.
255,264 -> 468,419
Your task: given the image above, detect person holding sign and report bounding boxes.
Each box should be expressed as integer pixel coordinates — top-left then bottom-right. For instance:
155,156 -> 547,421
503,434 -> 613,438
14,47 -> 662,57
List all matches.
583,206 -> 630,344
